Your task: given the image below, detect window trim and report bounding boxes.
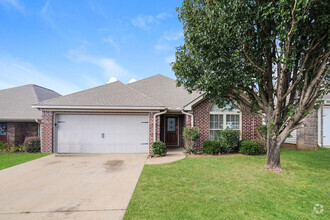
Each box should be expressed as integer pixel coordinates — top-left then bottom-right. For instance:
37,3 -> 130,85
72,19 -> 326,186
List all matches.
209,105 -> 242,140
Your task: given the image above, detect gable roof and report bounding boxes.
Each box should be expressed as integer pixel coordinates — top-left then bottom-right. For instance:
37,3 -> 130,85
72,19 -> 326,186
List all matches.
128,74 -> 202,110
0,84 -> 61,121
35,81 -> 165,109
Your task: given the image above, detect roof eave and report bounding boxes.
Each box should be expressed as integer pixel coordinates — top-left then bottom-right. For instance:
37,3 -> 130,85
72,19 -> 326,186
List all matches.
32,105 -> 166,111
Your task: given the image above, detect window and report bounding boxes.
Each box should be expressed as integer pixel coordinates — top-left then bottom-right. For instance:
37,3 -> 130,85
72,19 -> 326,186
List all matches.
0,123 -> 7,135
209,104 -> 240,140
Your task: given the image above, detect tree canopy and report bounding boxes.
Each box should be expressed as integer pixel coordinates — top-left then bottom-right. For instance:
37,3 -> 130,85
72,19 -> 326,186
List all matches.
173,0 -> 329,172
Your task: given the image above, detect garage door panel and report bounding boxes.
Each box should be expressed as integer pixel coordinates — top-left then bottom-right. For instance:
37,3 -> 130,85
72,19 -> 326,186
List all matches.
57,114 -> 149,153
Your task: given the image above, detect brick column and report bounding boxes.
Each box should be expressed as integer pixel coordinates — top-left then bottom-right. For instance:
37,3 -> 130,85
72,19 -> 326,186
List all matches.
296,109 -> 318,149
193,99 -> 210,149
41,111 -> 53,153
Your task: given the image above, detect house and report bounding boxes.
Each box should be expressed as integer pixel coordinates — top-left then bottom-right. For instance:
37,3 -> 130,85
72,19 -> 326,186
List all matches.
0,84 -> 61,147
33,74 -> 261,153
33,74 -> 329,154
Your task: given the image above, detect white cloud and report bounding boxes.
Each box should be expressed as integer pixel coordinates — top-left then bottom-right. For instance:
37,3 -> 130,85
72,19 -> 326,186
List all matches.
165,55 -> 175,64
128,78 -> 136,83
108,77 -> 117,83
131,12 -> 170,30
0,0 -> 24,12
0,56 -> 80,95
66,49 -> 130,83
154,30 -> 184,53
41,1 -> 49,14
103,36 -> 118,50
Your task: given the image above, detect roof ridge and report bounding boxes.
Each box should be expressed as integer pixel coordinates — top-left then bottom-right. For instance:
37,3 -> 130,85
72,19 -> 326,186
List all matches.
31,84 -> 62,99
129,74 -> 175,85
36,81 -> 121,105
125,82 -> 165,106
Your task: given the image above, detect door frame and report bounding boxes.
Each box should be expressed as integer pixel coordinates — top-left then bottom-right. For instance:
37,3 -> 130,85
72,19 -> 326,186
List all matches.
164,115 -> 179,146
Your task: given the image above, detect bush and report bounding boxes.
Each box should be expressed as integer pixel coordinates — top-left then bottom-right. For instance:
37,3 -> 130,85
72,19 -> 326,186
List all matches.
152,141 -> 167,156
217,129 -> 240,153
24,137 -> 41,153
9,145 -> 25,153
202,140 -> 225,154
182,127 -> 201,153
0,141 -> 7,152
239,140 -> 261,155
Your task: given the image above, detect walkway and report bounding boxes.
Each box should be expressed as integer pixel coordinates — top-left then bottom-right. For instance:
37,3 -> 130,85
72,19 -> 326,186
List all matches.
146,146 -> 186,165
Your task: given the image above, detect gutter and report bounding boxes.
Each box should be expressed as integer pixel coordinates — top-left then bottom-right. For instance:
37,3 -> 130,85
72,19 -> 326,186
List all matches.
153,109 -> 167,142
32,105 -> 166,110
181,109 -> 194,127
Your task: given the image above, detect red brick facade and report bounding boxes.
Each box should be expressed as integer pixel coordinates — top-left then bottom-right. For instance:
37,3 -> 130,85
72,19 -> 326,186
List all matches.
191,98 -> 262,149
193,99 -> 211,149
241,107 -> 262,140
148,112 -> 161,153
41,111 -> 53,153
1,122 -> 38,147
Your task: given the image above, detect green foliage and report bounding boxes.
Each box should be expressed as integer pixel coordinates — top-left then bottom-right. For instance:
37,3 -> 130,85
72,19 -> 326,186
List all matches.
0,141 -> 7,152
9,145 -> 25,153
239,140 -> 261,155
24,137 -> 41,153
217,129 -> 240,153
202,140 -> 224,154
152,141 -> 167,157
182,127 -> 201,152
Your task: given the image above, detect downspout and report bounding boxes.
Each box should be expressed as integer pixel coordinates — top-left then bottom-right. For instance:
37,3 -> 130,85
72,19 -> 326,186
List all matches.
35,119 -> 41,137
181,109 -> 194,127
153,109 -> 167,142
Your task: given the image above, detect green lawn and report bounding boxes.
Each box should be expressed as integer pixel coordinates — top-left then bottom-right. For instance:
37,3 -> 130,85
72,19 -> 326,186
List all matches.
0,153 -> 51,170
125,148 -> 329,219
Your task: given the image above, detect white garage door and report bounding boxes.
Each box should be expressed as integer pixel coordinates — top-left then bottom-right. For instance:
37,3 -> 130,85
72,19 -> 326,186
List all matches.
56,114 -> 149,153
324,108 -> 330,147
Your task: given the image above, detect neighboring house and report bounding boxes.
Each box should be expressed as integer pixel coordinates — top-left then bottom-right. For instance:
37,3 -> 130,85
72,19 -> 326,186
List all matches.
33,74 -> 261,153
0,85 -> 61,147
284,94 -> 330,149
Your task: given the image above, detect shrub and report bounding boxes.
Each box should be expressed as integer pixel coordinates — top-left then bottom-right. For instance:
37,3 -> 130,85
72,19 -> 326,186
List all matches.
152,141 -> 167,156
217,129 -> 240,153
9,145 -> 25,153
182,127 -> 201,153
0,141 -> 7,152
24,137 -> 41,153
202,140 -> 224,154
239,140 -> 261,155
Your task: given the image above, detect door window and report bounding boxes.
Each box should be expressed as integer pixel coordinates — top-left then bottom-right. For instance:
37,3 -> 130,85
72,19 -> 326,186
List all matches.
167,118 -> 176,131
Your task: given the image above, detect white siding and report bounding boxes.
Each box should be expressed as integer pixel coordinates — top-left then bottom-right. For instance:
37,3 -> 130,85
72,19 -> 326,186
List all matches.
284,130 -> 297,144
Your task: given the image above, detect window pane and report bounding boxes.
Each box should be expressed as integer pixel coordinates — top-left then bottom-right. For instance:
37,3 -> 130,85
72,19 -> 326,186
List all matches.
0,123 -> 7,135
167,118 -> 176,131
226,115 -> 240,129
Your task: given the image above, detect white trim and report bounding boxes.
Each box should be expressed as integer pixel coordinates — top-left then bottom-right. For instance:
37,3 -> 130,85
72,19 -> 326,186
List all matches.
209,111 -> 241,140
181,109 -> 194,127
153,110 -> 167,142
33,105 -> 166,110
183,95 -> 205,111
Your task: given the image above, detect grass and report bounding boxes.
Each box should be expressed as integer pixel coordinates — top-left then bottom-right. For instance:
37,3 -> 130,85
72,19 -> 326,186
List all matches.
0,153 -> 51,170
125,148 -> 330,219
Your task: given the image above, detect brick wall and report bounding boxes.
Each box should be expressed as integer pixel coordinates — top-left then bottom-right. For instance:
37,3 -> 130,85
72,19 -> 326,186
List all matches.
241,107 -> 262,140
296,109 -> 318,149
193,99 -> 211,149
6,122 -> 38,147
148,112 -> 161,154
192,99 -> 262,149
41,111 -> 53,153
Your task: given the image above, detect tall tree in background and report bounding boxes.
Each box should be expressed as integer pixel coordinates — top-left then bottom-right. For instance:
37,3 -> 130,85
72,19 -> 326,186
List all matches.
173,0 -> 329,172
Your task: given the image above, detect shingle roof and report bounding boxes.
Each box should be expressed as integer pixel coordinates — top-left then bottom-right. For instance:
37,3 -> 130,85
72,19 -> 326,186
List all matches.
36,81 -> 164,108
128,74 -> 202,110
0,84 -> 61,121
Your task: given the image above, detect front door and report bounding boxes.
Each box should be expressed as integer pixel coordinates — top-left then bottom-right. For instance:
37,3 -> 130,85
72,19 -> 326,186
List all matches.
165,116 -> 178,146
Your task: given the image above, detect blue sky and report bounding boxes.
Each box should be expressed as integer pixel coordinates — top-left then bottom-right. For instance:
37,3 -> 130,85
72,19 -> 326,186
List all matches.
0,0 -> 184,94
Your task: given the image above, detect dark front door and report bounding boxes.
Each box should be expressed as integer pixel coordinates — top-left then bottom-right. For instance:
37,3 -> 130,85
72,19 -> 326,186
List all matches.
165,117 -> 178,146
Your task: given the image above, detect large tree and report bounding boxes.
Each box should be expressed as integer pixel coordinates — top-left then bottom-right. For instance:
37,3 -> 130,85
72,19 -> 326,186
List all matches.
173,0 -> 329,172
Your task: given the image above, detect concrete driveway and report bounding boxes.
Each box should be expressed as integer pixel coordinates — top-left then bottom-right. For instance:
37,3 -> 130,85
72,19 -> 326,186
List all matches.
0,154 -> 147,220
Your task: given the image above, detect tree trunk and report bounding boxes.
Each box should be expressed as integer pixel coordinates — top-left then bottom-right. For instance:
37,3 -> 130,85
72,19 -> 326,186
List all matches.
266,137 -> 282,173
